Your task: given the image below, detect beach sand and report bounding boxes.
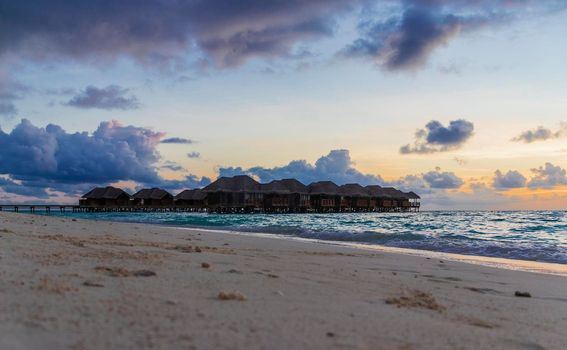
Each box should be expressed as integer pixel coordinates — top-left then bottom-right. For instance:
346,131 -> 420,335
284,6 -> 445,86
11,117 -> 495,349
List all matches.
0,212 -> 566,350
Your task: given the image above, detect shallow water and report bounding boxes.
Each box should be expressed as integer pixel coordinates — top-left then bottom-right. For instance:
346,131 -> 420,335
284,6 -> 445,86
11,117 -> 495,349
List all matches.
36,210 -> 567,264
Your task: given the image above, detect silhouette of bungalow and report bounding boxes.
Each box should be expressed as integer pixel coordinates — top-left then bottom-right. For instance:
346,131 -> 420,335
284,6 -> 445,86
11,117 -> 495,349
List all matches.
365,185 -> 390,211
339,183 -> 371,211
78,175 -> 420,212
175,189 -> 207,209
80,186 -> 131,207
203,175 -> 263,212
132,188 -> 173,207
261,178 -> 310,212
308,181 -> 341,212
381,187 -> 409,210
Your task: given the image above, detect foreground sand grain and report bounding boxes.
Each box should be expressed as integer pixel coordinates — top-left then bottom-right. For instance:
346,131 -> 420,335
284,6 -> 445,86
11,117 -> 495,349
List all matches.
0,212 -> 566,349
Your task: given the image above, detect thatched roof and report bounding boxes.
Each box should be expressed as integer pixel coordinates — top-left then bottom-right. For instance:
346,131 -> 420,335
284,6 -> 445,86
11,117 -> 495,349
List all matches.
365,185 -> 390,198
307,181 -> 340,195
338,183 -> 370,197
133,188 -> 173,200
406,191 -> 421,199
203,175 -> 261,192
261,178 -> 308,194
175,189 -> 207,201
381,187 -> 407,199
82,186 -> 130,199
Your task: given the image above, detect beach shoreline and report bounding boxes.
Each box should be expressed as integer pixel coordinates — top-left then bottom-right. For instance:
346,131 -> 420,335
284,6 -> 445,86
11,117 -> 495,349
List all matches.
1,211 -> 566,349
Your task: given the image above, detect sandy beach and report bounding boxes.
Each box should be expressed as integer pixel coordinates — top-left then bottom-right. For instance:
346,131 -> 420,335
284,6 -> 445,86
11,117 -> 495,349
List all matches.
1,212 -> 566,350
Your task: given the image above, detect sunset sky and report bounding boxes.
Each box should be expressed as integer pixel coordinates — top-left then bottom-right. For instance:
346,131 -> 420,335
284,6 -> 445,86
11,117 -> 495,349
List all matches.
1,0 -> 566,209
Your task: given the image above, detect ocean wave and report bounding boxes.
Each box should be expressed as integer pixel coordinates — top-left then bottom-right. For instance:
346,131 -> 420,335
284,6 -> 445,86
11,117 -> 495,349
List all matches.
37,210 -> 567,265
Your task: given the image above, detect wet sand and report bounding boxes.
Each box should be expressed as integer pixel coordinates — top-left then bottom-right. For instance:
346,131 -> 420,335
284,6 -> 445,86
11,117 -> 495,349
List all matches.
0,212 -> 566,349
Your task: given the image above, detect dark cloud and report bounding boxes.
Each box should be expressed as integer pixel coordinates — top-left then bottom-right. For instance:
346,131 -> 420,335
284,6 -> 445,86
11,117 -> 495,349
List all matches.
161,137 -> 194,144
400,119 -> 474,154
422,170 -> 464,188
0,0 -> 356,69
0,72 -> 29,118
0,103 -> 17,118
160,161 -> 186,172
0,119 -> 208,198
527,163 -> 567,189
187,152 -> 201,159
1,1 -> 562,73
493,170 -> 526,189
341,0 -> 526,71
0,177 -> 49,198
218,149 -> 385,186
65,85 -> 140,110
512,123 -> 567,143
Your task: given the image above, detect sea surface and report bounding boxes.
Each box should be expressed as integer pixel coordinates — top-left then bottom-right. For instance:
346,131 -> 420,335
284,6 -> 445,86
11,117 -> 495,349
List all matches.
34,210 -> 567,265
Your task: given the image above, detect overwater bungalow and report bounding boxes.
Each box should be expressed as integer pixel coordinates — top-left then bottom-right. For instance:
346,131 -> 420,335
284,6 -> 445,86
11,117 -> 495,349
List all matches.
307,181 -> 341,212
338,183 -> 371,211
261,178 -> 310,212
203,175 -> 264,212
78,175 -> 420,213
79,186 -> 131,208
174,189 -> 207,209
365,185 -> 389,210
132,188 -> 174,207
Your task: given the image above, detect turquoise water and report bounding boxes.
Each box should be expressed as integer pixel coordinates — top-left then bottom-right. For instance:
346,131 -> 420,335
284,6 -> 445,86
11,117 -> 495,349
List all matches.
35,211 -> 567,264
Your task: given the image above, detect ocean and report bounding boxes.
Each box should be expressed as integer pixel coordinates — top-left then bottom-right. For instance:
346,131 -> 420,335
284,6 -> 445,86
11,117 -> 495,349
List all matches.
34,210 -> 567,265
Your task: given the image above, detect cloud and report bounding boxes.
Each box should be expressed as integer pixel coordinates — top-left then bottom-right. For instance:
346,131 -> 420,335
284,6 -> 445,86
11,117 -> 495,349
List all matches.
0,71 -> 29,118
422,169 -> 464,188
511,123 -> 567,143
0,119 -> 208,198
187,152 -> 201,159
160,161 -> 186,172
161,137 -> 194,144
0,177 -> 49,198
1,1 -> 562,74
218,149 -> 385,186
493,170 -> 527,189
527,163 -> 567,189
400,119 -> 474,154
65,85 -> 140,110
0,0 -> 357,69
342,1 -> 505,71
0,103 -> 17,118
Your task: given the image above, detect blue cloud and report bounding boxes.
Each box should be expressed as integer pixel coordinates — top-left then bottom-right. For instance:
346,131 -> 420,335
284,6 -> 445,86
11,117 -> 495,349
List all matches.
161,137 -> 194,144
512,123 -> 567,143
0,119 -> 208,197
422,170 -> 463,189
400,119 -> 474,154
218,149 -> 385,186
527,163 -> 567,189
493,170 -> 527,189
66,85 -> 140,110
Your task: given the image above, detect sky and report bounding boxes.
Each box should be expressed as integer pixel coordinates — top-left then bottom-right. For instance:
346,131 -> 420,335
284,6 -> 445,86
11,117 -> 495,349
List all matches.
1,0 -> 567,210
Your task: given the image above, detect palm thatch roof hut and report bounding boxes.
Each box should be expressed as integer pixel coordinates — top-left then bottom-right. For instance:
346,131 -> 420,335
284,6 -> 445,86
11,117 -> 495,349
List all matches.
132,188 -> 174,207
338,183 -> 371,210
174,189 -> 207,208
80,186 -> 131,207
261,179 -> 310,211
307,181 -> 340,210
202,175 -> 263,211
